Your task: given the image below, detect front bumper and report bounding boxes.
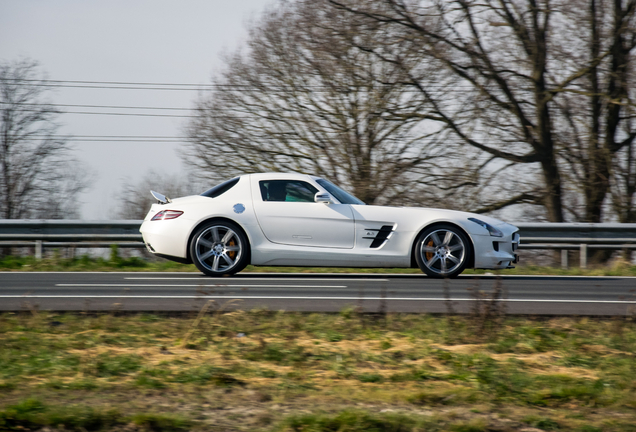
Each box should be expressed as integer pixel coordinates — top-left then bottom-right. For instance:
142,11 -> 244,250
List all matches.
472,230 -> 520,269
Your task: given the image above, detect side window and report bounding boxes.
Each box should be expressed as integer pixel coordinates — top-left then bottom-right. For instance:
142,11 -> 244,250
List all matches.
259,180 -> 318,202
286,181 -> 318,202
201,177 -> 240,198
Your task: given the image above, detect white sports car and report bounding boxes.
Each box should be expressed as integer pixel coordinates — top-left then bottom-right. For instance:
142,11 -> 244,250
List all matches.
140,173 -> 519,278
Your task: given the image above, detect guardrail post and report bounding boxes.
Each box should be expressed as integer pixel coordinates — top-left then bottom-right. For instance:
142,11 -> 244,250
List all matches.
561,250 -> 568,269
35,240 -> 42,260
580,243 -> 587,269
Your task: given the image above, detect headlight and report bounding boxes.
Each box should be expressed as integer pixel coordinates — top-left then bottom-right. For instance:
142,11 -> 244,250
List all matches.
468,217 -> 503,237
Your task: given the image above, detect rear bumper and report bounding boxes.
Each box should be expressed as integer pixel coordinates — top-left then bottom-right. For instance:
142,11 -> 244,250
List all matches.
139,219 -> 191,259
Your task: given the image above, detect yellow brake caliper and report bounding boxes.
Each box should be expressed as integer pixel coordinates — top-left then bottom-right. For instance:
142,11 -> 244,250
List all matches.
425,240 -> 434,261
228,238 -> 237,260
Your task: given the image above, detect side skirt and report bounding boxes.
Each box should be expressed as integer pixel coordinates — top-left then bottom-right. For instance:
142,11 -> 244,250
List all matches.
155,253 -> 192,265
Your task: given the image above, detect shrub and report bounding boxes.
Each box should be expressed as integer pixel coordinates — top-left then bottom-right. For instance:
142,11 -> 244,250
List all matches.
357,373 -> 384,383
94,353 -> 142,377
275,409 -> 426,432
131,413 -> 193,431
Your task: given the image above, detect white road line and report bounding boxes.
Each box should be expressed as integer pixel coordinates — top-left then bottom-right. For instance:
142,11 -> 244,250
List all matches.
1,271 -> 634,278
55,284 -> 347,288
1,295 -> 635,303
124,277 -> 390,281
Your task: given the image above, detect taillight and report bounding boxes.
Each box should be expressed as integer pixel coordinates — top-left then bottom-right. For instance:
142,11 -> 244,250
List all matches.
151,210 -> 184,221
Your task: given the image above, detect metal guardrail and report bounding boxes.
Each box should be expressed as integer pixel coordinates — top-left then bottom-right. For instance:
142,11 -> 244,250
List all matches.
515,222 -> 636,242
0,220 -> 143,259
0,220 -> 142,241
1,220 -> 635,268
516,222 -> 636,268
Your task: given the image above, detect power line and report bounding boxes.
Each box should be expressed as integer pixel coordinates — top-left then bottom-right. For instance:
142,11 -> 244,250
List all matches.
6,78 -> 479,91
4,102 -> 599,122
33,135 -> 186,138
58,111 -> 196,118
19,138 -> 184,142
0,101 -> 204,118
7,102 -> 193,111
18,134 -> 519,146
66,139 -> 184,142
1,102 -> 472,119
16,83 -> 213,91
11,78 -> 217,87
5,78 -> 216,91
0,106 -> 197,118
21,134 -> 187,142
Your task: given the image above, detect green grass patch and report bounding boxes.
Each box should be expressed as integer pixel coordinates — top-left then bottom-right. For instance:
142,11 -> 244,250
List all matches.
94,353 -> 143,377
0,252 -> 198,272
131,412 -> 194,431
273,409 -> 431,432
0,311 -> 635,431
3,252 -> 636,275
0,399 -> 125,431
0,398 -> 194,431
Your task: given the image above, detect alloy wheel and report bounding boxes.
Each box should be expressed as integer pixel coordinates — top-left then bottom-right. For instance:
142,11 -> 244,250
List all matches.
194,225 -> 243,273
419,228 -> 466,276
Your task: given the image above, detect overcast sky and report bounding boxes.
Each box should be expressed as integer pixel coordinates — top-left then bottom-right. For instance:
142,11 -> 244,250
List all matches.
0,0 -> 270,219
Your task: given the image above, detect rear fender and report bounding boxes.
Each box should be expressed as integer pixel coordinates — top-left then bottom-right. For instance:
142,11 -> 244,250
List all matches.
186,217 -> 252,264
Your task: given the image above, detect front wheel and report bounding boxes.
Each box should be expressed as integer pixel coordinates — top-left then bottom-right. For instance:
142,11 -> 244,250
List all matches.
415,224 -> 472,278
189,221 -> 249,276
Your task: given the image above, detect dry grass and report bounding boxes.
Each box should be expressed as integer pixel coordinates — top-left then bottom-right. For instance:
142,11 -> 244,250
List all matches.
3,252 -> 636,276
0,309 -> 635,431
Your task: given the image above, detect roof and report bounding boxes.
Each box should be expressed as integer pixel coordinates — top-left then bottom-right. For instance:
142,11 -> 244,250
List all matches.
243,172 -> 320,181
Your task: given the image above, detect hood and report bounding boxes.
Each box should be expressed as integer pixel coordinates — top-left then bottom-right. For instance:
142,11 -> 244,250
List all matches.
395,206 -> 509,225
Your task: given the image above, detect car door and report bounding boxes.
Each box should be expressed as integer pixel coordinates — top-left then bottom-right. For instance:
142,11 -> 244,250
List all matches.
252,179 -> 355,248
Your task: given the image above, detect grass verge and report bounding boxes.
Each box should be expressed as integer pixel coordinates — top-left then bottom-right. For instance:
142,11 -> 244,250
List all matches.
1,310 -> 635,431
1,250 -> 636,276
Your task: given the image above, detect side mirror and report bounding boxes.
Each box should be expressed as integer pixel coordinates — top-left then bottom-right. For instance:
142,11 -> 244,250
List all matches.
314,192 -> 334,204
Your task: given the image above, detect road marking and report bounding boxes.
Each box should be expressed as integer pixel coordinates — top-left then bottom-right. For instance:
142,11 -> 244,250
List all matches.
55,284 -> 347,288
124,277 -> 389,281
0,271 -> 203,274
1,271 -> 635,279
2,295 -> 635,303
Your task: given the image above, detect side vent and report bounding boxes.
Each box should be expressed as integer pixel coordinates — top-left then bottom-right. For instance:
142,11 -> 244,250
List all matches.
362,225 -> 394,248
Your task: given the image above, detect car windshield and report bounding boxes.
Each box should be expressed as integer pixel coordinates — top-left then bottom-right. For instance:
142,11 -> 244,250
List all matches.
316,179 -> 365,205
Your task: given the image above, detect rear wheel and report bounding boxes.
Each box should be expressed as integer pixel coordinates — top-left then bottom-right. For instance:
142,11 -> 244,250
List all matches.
415,224 -> 471,278
189,221 -> 249,276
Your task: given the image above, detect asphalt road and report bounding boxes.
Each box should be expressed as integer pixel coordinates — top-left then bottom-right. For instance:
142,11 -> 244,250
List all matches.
1,272 -> 636,315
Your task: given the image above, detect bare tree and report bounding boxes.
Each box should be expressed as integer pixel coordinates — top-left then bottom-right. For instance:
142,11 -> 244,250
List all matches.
0,59 -> 91,219
554,0 -> 636,222
114,170 -> 202,220
611,103 -> 636,223
612,145 -> 636,222
184,0 -> 479,206
329,0 -> 636,223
